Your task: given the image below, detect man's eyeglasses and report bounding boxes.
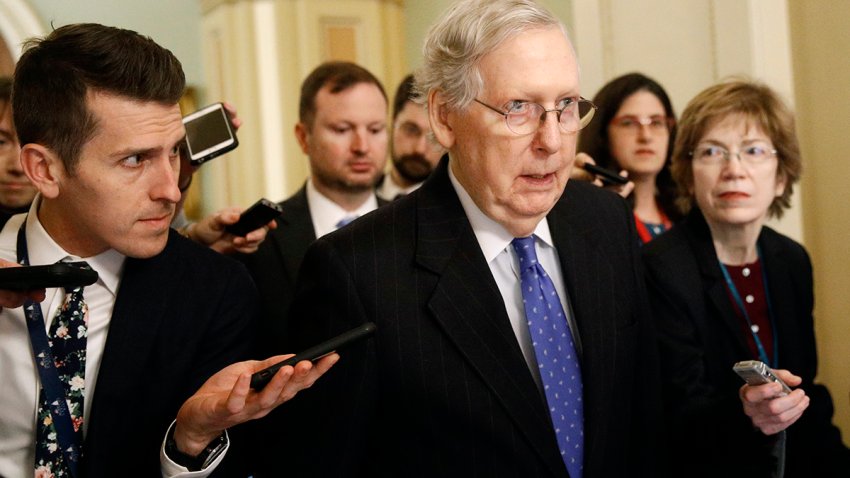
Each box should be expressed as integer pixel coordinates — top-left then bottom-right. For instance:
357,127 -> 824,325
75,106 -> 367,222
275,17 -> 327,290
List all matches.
474,97 -> 596,135
609,115 -> 674,133
690,144 -> 777,167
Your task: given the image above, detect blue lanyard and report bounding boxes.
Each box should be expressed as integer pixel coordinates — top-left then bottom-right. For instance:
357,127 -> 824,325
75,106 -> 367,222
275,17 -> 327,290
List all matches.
16,220 -> 82,477
717,246 -> 779,368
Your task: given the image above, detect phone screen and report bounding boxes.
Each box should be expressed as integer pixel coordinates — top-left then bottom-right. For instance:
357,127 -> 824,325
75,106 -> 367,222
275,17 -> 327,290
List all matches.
183,103 -> 238,165
185,108 -> 231,153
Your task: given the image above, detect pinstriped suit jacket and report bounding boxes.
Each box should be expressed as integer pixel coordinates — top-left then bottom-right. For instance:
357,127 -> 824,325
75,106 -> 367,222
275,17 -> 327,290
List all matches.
260,158 -> 662,477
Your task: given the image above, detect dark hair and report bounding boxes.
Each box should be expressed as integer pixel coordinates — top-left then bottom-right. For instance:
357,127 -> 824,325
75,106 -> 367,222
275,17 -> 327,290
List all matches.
298,61 -> 387,128
0,77 -> 10,104
392,74 -> 416,120
671,78 -> 800,218
0,77 -> 11,127
12,23 -> 185,172
578,72 -> 681,221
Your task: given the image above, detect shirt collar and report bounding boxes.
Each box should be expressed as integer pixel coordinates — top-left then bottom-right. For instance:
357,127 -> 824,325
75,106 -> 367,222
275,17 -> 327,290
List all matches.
446,155 -> 554,263
376,172 -> 421,201
24,195 -> 126,297
306,178 -> 379,238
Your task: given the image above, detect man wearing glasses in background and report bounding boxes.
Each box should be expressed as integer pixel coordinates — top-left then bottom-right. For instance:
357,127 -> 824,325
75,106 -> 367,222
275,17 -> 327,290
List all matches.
265,1 -> 663,476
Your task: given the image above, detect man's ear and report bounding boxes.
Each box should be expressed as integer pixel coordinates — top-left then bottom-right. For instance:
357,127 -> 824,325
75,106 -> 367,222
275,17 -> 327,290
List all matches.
294,122 -> 310,155
428,90 -> 455,150
20,144 -> 65,199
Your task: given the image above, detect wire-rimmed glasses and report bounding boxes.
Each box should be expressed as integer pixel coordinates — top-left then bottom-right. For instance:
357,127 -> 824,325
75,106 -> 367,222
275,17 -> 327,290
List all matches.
474,97 -> 597,135
690,144 -> 778,167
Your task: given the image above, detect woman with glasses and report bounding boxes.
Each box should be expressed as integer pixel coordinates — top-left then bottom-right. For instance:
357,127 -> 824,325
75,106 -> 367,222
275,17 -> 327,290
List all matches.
642,79 -> 849,476
578,72 -> 681,243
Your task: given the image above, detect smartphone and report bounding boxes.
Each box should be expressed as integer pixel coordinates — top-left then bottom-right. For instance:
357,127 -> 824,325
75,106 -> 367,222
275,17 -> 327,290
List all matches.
250,322 -> 377,390
183,103 -> 239,165
580,162 -> 629,186
224,198 -> 283,237
733,360 -> 792,396
0,262 -> 99,291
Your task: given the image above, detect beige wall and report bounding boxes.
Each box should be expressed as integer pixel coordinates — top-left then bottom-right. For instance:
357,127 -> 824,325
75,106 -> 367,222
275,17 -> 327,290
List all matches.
788,0 -> 850,444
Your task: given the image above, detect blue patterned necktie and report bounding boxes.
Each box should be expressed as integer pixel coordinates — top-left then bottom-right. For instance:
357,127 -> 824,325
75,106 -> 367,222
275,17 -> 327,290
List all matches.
335,215 -> 358,229
34,280 -> 89,477
512,236 -> 584,478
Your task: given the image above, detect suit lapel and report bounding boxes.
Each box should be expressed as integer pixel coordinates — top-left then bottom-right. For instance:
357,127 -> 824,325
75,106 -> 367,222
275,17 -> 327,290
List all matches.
684,213 -> 752,355
757,230 -> 799,367
414,161 -> 566,477
546,188 -> 622,471
87,237 -> 177,443
273,185 -> 317,284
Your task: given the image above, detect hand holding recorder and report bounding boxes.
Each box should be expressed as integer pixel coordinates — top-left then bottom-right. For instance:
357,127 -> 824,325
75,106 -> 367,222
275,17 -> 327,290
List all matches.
734,360 -> 809,435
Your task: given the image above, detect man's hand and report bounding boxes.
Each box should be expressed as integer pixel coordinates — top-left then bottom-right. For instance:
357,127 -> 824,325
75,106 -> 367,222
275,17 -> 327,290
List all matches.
173,353 -> 338,456
0,259 -> 45,309
739,369 -> 809,435
184,207 -> 276,255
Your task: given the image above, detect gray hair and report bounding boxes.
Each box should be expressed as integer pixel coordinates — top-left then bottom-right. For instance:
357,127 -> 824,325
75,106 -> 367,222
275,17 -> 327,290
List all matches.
416,0 -> 565,111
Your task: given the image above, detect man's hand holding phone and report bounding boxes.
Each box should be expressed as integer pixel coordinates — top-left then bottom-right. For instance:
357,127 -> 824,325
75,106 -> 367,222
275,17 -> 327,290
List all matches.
182,205 -> 278,255
738,367 -> 809,435
0,259 -> 48,309
173,352 -> 339,457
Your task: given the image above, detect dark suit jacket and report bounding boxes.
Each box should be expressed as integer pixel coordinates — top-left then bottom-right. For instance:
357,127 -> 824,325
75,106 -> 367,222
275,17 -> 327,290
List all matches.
257,159 -> 662,477
81,230 -> 258,476
642,209 -> 849,477
239,184 -> 388,357
239,185 -> 315,357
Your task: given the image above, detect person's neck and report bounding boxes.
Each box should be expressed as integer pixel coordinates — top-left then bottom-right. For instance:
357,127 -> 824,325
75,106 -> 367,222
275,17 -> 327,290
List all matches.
312,180 -> 373,212
37,199 -> 106,258
631,175 -> 662,223
706,219 -> 761,265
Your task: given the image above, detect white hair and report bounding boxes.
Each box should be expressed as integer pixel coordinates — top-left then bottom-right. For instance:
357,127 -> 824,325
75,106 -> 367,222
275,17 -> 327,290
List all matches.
415,0 -> 567,111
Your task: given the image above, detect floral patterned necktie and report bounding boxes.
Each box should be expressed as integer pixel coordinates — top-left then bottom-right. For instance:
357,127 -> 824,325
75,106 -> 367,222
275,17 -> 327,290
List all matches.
34,283 -> 88,477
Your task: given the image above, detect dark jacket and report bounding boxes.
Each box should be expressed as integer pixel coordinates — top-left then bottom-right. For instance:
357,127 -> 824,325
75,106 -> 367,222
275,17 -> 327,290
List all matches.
642,208 -> 850,477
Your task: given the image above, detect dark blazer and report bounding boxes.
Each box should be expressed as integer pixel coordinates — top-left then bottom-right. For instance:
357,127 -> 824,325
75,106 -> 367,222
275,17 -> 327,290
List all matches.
257,159 -> 662,477
239,185 -> 315,357
239,184 -> 389,357
642,209 -> 849,477
81,230 -> 258,476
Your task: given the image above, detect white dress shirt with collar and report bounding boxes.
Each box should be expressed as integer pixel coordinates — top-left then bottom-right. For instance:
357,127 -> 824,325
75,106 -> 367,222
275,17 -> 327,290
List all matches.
0,199 -> 223,477
447,161 -> 578,391
307,178 -> 379,239
375,172 -> 422,201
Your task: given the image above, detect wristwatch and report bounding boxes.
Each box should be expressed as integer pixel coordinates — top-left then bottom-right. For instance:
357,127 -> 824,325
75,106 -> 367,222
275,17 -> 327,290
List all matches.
164,425 -> 228,472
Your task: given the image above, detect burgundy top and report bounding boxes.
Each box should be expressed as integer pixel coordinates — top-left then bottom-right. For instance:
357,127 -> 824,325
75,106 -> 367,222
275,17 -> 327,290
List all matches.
722,259 -> 774,362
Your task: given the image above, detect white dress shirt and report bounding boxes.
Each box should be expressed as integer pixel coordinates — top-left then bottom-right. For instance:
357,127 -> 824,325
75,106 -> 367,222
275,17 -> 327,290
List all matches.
375,172 -> 422,201
447,162 -> 577,391
0,199 -> 223,477
307,178 -> 380,239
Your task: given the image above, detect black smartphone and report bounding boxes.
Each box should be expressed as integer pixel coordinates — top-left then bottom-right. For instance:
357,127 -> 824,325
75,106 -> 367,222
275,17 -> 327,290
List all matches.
183,103 -> 239,166
580,162 -> 629,186
224,198 -> 283,237
250,322 -> 377,390
0,262 -> 99,290
733,360 -> 791,396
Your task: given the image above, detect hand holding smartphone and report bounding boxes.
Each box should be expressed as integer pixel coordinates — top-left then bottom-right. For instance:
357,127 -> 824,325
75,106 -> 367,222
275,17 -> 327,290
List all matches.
250,322 -> 377,390
579,162 -> 629,186
224,198 -> 283,237
733,360 -> 792,396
